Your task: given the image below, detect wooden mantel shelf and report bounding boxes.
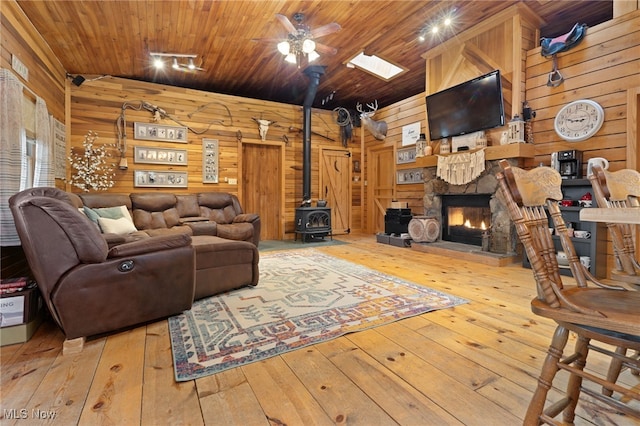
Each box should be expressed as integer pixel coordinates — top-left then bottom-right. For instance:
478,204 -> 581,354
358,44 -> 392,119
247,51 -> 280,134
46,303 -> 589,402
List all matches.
414,143 -> 535,168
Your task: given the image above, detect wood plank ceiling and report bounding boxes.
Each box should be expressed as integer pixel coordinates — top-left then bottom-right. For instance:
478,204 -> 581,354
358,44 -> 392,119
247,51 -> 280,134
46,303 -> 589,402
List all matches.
15,0 -> 612,110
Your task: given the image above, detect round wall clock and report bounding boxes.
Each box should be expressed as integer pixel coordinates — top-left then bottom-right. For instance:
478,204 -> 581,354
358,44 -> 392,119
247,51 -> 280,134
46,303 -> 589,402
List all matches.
554,99 -> 604,142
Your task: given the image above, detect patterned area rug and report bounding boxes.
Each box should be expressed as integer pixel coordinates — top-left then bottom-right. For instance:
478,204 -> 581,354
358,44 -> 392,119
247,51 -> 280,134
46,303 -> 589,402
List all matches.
169,249 -> 467,381
258,238 -> 348,252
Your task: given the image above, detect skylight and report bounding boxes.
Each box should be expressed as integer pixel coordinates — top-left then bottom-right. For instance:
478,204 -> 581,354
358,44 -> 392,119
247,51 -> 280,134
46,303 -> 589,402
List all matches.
345,52 -> 407,81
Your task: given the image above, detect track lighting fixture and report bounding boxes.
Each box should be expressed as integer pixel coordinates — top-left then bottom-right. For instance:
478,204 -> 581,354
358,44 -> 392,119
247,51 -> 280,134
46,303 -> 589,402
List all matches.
417,7 -> 457,43
150,52 -> 204,72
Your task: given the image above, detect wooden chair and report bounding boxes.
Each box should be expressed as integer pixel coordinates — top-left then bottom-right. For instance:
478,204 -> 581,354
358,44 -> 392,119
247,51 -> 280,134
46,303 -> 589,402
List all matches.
588,164 -> 640,286
588,164 -> 640,392
497,161 -> 640,425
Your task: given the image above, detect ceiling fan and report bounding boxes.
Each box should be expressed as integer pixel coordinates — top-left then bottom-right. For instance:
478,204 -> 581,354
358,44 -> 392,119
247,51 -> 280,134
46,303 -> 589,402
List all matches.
255,12 -> 341,67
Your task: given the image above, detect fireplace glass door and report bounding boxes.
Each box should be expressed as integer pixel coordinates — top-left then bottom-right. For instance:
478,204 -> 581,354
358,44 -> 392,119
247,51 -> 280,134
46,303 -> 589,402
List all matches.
442,194 -> 491,246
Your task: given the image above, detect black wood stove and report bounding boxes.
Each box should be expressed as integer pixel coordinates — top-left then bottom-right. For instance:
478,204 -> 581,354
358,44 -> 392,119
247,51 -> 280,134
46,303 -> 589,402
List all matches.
295,207 -> 332,242
293,66 -> 333,243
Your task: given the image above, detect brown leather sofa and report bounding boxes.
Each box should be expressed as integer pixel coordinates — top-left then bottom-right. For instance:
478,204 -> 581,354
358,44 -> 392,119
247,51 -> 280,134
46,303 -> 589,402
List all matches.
76,191 -> 261,247
73,191 -> 261,299
9,187 -> 261,349
9,187 -> 196,347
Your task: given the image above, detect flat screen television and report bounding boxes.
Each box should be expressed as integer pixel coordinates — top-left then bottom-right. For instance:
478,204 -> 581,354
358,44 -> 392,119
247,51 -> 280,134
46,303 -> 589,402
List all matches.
426,69 -> 505,141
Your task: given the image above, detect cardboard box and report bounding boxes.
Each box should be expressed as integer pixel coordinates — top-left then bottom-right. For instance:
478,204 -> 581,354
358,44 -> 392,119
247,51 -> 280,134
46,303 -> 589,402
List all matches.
1,284 -> 42,327
0,313 -> 43,346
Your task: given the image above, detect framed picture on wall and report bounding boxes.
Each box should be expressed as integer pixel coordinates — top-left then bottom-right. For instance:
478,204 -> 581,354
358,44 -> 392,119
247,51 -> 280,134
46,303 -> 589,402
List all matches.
396,168 -> 424,184
134,122 -> 188,143
134,170 -> 188,188
134,146 -> 187,165
396,146 -> 416,164
202,138 -> 219,183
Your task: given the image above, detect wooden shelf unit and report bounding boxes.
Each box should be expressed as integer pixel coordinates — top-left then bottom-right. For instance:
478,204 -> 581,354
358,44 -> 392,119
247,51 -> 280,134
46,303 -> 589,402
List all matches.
522,179 -> 606,278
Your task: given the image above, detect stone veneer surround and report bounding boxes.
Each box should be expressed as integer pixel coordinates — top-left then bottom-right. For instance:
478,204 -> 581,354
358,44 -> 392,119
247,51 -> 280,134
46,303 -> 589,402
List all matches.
421,158 -> 519,254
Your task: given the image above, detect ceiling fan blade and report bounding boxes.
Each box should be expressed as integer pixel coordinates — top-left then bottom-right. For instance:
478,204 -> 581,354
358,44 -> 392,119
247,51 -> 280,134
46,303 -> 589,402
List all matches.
275,13 -> 297,34
310,22 -> 341,39
251,37 -> 282,44
315,42 -> 338,55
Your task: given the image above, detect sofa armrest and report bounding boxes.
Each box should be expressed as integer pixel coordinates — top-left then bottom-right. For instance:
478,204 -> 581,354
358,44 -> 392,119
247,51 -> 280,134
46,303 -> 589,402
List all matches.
102,233 -> 127,246
233,213 -> 259,223
186,221 -> 217,236
107,233 -> 192,258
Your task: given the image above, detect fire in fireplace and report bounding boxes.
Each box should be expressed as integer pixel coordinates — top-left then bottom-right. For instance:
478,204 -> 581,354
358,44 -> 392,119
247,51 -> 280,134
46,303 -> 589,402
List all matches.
441,194 -> 491,246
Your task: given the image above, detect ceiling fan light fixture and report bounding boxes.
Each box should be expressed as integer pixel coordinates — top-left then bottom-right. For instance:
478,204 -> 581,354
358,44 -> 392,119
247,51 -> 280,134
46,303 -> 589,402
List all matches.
187,58 -> 196,70
308,50 -> 320,62
277,41 -> 290,55
285,53 -> 297,64
172,57 -> 179,69
302,38 -> 316,54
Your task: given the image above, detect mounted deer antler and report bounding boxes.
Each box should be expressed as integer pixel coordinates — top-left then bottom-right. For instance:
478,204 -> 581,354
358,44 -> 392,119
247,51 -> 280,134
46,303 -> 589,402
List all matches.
357,100 -> 387,140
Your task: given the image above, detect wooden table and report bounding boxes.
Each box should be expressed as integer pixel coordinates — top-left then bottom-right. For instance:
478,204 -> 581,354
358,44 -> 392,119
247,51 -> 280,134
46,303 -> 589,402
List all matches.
579,208 -> 640,224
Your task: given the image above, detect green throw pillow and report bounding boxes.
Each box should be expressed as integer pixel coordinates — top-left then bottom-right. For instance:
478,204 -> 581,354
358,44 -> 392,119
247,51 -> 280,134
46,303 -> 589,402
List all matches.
83,205 -> 133,225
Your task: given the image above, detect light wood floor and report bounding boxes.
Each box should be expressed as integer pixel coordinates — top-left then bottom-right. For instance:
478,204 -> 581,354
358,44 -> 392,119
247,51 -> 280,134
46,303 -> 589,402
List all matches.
1,234 -> 639,425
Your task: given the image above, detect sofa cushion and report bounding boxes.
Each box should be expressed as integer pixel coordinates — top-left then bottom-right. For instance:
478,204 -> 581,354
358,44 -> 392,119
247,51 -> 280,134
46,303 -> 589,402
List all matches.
98,216 -> 138,235
198,193 -> 238,224
84,205 -> 133,224
176,194 -> 200,217
79,193 -> 132,210
131,193 -> 177,211
131,193 -> 181,230
144,226 -> 193,237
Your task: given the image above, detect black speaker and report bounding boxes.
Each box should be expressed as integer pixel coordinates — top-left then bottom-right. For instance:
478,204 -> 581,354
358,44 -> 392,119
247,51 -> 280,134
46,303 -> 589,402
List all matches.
71,75 -> 85,86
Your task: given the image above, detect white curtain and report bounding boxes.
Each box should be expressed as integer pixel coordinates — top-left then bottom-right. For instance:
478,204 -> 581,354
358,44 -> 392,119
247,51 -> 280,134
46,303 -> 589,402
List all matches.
33,97 -> 53,187
0,69 -> 26,246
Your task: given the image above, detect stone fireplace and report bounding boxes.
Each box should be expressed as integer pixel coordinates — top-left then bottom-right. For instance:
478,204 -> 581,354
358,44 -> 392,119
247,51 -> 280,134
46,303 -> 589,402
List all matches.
421,159 -> 518,255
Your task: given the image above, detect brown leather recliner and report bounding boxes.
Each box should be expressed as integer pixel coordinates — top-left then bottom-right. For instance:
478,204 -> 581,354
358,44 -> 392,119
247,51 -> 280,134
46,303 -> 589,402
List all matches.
9,187 -> 196,348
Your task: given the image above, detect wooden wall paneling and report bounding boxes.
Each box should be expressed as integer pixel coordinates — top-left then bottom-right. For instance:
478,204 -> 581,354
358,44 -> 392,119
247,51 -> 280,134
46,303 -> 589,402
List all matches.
1,1 -> 65,120
614,0 -> 639,17
525,10 -> 640,278
360,93 -> 427,230
524,10 -> 640,171
423,10 -> 543,150
68,76 -> 346,239
628,87 -> 640,170
1,0 -> 66,278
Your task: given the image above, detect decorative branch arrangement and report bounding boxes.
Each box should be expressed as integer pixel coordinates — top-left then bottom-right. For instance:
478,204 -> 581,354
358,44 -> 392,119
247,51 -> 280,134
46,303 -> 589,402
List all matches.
68,131 -> 116,192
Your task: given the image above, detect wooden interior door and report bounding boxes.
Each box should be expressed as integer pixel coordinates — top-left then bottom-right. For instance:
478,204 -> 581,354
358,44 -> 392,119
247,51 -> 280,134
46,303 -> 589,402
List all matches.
320,148 -> 351,235
367,145 -> 395,234
241,142 -> 283,240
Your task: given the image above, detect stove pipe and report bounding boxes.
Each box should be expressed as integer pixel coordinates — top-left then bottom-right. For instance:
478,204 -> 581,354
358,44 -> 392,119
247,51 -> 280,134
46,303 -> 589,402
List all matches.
301,65 -> 325,207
